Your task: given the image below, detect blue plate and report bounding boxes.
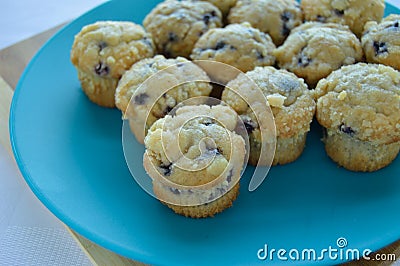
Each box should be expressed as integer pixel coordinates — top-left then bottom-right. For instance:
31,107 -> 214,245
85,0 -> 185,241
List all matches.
9,1 -> 400,265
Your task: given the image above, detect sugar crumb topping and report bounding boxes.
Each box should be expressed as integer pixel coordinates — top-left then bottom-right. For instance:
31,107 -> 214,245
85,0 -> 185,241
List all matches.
267,94 -> 287,108
338,90 -> 347,101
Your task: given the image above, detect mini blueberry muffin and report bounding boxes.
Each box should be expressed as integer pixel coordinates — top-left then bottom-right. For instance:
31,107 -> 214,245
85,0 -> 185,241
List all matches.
315,63 -> 400,172
115,55 -> 213,144
190,23 -> 276,73
222,66 -> 316,166
228,0 -> 303,46
143,105 -> 246,218
143,0 -> 222,58
274,22 -> 363,87
301,0 -> 385,37
71,21 -> 155,107
362,14 -> 400,71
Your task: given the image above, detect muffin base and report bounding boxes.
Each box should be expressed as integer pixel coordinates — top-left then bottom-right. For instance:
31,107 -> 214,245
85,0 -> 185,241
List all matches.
77,69 -> 118,108
157,183 -> 240,218
324,129 -> 400,172
249,133 -> 307,166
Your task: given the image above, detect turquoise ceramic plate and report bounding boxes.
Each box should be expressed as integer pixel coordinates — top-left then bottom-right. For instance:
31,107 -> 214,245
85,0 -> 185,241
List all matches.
9,1 -> 400,265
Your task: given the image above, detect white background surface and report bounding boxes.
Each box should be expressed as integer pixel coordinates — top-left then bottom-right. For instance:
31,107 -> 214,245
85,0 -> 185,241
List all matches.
0,1 -> 105,265
0,0 -> 107,50
1,0 -> 400,265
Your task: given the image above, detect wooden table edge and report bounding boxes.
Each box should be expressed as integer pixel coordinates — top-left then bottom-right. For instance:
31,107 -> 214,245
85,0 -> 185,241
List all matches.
0,75 -> 144,266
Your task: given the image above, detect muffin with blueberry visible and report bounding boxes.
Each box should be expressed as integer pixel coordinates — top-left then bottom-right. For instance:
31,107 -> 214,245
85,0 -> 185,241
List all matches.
143,0 -> 222,58
301,0 -> 385,37
222,66 -> 316,166
190,23 -> 276,73
202,0 -> 237,18
71,21 -> 155,107
274,22 -> 363,87
362,14 -> 400,71
315,63 -> 400,172
115,55 -> 213,144
143,105 -> 246,218
228,0 -> 303,46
